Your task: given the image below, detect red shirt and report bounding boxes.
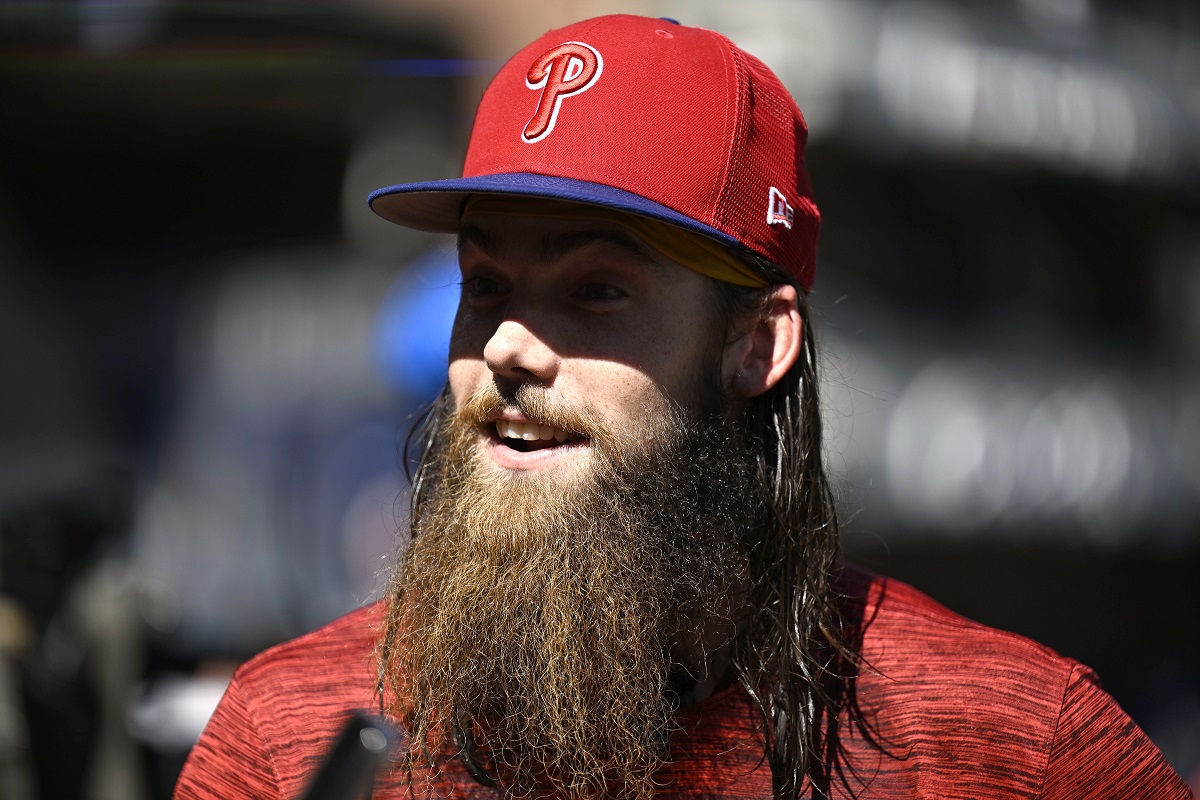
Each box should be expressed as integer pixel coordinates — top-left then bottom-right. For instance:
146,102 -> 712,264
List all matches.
174,569 -> 1192,799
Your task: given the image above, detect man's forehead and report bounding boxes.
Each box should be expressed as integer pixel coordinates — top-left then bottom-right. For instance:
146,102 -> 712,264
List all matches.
456,213 -> 667,273
455,195 -> 768,288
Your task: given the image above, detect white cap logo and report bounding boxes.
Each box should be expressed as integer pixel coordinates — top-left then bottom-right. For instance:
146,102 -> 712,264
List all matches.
767,187 -> 794,229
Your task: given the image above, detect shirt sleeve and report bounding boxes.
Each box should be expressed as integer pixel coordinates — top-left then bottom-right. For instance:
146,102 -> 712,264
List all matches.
173,674 -> 284,800
1041,663 -> 1193,800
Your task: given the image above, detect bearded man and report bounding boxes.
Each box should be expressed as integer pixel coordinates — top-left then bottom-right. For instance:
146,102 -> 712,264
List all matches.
174,15 -> 1191,800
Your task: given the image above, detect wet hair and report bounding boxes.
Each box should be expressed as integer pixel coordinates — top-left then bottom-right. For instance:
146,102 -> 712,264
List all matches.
711,252 -> 853,800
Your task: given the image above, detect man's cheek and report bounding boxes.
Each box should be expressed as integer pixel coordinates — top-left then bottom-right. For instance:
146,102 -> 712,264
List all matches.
447,302 -> 500,361
447,355 -> 484,402
447,322 -> 481,362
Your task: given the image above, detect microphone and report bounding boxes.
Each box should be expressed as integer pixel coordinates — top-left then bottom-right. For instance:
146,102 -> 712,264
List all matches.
301,712 -> 400,800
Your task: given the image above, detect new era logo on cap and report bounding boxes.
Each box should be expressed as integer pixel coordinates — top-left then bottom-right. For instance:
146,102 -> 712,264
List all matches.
523,41 -> 604,144
768,187 -> 794,229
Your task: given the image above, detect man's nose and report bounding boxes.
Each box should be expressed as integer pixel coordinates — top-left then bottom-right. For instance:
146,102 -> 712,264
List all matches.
482,318 -> 560,384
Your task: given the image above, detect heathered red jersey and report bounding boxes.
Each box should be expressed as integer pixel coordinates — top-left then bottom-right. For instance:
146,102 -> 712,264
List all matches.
174,568 -> 1192,799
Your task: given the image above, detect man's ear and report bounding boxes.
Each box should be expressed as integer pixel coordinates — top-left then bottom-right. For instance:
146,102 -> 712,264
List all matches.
721,284 -> 803,398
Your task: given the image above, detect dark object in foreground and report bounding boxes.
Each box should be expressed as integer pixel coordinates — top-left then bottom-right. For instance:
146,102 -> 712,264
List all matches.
301,712 -> 399,800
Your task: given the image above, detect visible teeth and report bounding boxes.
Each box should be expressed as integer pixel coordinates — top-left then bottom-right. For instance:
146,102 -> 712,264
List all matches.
494,420 -> 576,443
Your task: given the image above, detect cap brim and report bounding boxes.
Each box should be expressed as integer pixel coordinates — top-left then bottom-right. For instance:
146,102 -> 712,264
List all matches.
367,172 -> 740,249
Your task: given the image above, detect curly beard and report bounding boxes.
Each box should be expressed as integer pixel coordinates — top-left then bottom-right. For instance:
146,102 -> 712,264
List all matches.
380,381 -> 766,799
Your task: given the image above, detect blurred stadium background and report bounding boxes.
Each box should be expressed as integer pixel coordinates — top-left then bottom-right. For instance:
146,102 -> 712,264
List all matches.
0,0 -> 1197,797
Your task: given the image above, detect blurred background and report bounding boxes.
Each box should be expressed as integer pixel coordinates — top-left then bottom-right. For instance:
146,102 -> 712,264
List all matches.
0,0 -> 1197,797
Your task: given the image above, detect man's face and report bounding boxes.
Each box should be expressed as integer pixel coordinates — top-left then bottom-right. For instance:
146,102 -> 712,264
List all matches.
447,207 -> 729,482
384,206 -> 767,797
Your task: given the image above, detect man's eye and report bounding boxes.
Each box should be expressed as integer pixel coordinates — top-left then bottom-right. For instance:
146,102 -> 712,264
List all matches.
576,283 -> 626,301
461,276 -> 504,298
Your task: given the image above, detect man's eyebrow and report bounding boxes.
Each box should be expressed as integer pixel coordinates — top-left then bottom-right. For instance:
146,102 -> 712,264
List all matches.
536,228 -> 663,270
457,223 -> 502,258
457,222 -> 664,272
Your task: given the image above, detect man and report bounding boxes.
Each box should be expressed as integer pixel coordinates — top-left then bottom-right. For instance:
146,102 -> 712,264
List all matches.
175,15 -> 1191,800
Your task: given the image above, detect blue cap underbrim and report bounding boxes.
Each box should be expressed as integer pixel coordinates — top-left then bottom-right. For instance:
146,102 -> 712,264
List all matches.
367,172 -> 740,250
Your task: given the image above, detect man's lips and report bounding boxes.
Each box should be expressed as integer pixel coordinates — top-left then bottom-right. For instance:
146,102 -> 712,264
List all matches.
493,419 -> 583,448
483,416 -> 588,465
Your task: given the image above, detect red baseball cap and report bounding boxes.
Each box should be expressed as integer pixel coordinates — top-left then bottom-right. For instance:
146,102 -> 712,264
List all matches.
368,14 -> 821,291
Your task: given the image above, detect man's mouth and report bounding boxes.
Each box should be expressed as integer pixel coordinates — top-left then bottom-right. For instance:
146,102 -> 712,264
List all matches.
493,420 -> 584,452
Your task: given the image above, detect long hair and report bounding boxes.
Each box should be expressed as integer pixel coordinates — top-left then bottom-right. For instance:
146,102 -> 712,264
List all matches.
381,257 -> 853,799
712,257 -> 853,799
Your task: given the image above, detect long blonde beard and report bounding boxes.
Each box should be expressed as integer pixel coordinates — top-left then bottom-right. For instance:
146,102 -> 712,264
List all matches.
380,384 -> 761,799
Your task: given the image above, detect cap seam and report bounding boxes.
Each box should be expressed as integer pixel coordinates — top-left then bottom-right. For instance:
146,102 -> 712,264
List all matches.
710,32 -> 747,236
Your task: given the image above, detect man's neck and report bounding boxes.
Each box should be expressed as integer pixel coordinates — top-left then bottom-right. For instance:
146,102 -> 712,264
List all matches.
668,644 -> 733,708
669,572 -> 748,707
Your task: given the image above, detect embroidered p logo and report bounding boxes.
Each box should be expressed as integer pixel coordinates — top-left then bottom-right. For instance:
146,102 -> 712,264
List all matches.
522,41 -> 603,143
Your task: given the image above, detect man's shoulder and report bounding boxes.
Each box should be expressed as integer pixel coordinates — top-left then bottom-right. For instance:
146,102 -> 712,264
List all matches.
839,566 -> 1078,765
232,600 -> 385,706
175,602 -> 388,800
840,563 -> 1078,679
832,566 -> 1193,798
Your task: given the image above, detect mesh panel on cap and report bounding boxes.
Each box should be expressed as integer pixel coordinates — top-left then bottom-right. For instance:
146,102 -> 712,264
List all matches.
715,43 -> 819,289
